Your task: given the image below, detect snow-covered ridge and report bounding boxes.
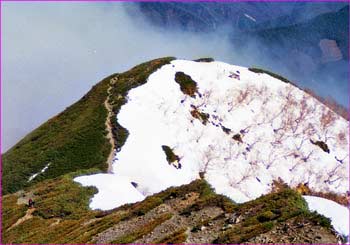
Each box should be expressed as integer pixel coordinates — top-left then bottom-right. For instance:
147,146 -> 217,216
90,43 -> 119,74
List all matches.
75,59 -> 349,234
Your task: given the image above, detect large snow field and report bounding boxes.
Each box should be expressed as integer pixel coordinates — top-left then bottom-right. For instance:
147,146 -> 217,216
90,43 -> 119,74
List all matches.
75,59 -> 349,236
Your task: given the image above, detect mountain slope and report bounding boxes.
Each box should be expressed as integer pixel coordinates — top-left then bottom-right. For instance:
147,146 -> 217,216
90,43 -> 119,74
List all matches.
76,59 -> 349,209
2,57 -> 348,243
2,78 -> 111,194
2,175 -> 340,244
1,57 -> 175,195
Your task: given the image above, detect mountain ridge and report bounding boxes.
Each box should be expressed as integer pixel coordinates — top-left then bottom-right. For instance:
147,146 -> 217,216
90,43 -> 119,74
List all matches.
2,57 -> 349,243
77,58 -> 348,209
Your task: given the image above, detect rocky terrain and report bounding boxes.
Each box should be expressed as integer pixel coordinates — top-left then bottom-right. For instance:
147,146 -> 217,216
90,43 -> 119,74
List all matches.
2,178 -> 342,244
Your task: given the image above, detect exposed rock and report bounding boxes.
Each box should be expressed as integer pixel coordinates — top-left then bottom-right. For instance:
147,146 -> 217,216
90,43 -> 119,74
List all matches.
310,139 -> 330,153
232,133 -> 243,143
245,217 -> 339,244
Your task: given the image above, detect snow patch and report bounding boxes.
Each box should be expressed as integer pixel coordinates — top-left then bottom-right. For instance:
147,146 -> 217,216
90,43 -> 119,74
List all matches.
244,13 -> 257,22
304,195 -> 349,238
75,60 -> 349,213
74,174 -> 145,210
28,162 -> 51,182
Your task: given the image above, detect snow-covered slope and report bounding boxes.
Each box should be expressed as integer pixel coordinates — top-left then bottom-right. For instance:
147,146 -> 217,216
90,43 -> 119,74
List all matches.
304,195 -> 349,237
75,60 -> 348,234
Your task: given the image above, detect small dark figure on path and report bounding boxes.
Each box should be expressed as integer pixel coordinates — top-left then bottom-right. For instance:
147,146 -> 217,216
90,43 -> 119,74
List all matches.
28,198 -> 35,208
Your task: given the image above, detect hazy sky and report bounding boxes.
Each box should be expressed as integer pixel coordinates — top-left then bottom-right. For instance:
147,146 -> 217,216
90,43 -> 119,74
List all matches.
2,2 -> 236,152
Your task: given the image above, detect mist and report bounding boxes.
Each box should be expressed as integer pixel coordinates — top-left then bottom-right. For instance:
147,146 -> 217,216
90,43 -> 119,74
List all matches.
2,2 -> 348,153
2,2 -> 235,152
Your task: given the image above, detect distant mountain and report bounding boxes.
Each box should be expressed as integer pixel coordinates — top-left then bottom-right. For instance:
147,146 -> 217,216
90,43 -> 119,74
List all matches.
132,2 -> 347,32
255,2 -> 349,29
238,6 -> 349,61
2,58 -> 348,243
129,3 -> 349,107
233,6 -> 349,99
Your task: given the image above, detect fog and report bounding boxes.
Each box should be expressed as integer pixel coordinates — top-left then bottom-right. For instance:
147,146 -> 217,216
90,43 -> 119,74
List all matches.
2,2 -> 235,152
2,2 -> 348,152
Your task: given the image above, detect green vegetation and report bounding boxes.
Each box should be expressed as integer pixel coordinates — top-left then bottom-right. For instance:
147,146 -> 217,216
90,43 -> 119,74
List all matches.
190,109 -> 210,125
130,179 -> 219,219
193,57 -> 214,62
161,145 -> 180,164
1,57 -> 339,244
112,213 -> 172,244
2,177 -> 211,243
180,180 -> 236,217
248,67 -> 296,86
2,175 -> 336,244
32,169 -> 100,220
2,78 -> 112,194
131,196 -> 164,217
154,227 -> 188,244
213,189 -> 309,243
2,195 -> 27,231
175,72 -> 198,97
257,210 -> 277,222
3,170 -> 100,243
109,57 -> 175,152
305,211 -> 331,229
181,193 -> 236,217
2,57 -> 175,195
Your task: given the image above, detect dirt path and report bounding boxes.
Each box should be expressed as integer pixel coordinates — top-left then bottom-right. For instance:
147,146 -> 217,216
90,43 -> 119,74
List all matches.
7,208 -> 35,231
105,83 -> 116,173
49,218 -> 61,227
16,191 -> 35,205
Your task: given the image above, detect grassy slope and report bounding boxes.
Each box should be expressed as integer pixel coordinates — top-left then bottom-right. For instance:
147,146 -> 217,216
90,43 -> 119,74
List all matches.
1,57 -> 338,243
2,175 -> 333,244
2,77 -> 112,194
108,57 -> 175,152
2,57 -> 175,195
2,176 -> 215,243
213,189 -> 329,243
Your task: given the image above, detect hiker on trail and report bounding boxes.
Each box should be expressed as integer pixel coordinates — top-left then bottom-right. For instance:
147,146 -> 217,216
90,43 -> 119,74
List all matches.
28,198 -> 34,208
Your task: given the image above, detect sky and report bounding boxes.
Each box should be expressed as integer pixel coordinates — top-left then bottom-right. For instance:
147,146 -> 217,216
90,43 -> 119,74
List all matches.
2,2 -> 236,152
2,2 -> 349,152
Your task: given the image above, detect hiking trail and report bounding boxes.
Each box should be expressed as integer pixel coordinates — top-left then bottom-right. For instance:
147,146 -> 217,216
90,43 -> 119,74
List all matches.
105,78 -> 116,173
7,208 -> 35,231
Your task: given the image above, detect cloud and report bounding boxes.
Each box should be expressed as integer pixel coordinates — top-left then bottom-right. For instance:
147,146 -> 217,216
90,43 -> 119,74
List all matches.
2,2 -> 234,152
